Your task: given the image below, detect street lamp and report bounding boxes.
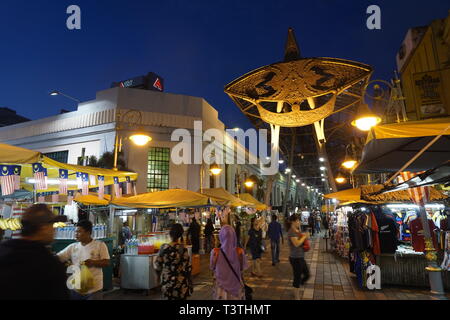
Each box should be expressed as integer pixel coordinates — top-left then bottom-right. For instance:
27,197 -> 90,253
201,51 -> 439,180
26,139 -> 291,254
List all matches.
351,102 -> 381,131
49,90 -> 80,103
341,145 -> 357,170
244,178 -> 254,188
113,110 -> 152,171
210,163 -> 222,176
335,173 -> 346,184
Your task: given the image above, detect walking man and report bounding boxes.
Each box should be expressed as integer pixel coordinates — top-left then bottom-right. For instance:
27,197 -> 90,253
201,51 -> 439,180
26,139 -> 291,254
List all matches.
0,204 -> 69,300
268,214 -> 283,266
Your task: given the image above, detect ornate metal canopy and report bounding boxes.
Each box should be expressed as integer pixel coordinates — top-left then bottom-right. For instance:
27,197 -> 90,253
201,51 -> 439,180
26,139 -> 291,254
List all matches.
224,28 -> 374,194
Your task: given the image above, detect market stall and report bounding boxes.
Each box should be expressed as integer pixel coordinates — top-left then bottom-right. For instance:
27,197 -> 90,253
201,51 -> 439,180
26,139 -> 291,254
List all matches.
109,189 -> 219,292
325,185 -> 450,289
0,143 -> 138,291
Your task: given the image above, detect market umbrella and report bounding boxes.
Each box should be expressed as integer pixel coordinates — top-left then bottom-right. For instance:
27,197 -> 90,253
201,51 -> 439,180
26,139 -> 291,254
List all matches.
354,117 -> 450,174
236,193 -> 268,211
199,188 -> 253,207
111,189 -> 211,208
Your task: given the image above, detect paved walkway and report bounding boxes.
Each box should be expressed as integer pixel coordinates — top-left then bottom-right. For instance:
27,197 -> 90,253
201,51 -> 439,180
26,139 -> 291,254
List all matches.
104,233 -> 449,300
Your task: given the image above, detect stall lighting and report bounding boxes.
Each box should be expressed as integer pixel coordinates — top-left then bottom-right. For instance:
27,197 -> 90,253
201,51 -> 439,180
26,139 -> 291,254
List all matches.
321,178 -> 325,181
386,204 -> 445,210
129,133 -> 152,146
292,175 -> 296,178
26,178 -> 79,186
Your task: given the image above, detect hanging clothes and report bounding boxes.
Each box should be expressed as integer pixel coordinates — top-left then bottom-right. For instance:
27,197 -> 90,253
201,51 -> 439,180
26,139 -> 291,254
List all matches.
377,215 -> 398,254
409,218 -> 438,252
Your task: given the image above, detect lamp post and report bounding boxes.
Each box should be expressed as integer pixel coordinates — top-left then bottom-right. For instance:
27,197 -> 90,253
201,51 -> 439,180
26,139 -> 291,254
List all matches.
113,109 -> 152,171
200,163 -> 222,193
49,90 -> 80,103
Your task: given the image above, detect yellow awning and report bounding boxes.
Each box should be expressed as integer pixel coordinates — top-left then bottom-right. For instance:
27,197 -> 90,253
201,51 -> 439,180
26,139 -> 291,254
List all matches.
74,193 -> 112,206
112,189 -> 211,208
324,188 -> 361,202
367,117 -> 450,143
325,185 -> 447,203
200,188 -> 253,207
0,143 -> 138,192
0,143 -> 42,164
237,193 -> 268,211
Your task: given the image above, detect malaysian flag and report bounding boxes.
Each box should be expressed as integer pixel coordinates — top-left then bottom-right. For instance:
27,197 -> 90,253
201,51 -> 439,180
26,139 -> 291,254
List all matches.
126,177 -> 132,195
37,192 -> 45,203
133,181 -> 137,196
81,173 -> 89,195
0,165 -> 15,196
89,174 -> 96,186
12,165 -> 21,190
113,177 -> 121,198
52,192 -> 59,203
98,175 -> 105,200
32,163 -> 47,190
59,169 -> 68,195
76,172 -> 83,190
67,190 -> 74,205
399,172 -> 430,206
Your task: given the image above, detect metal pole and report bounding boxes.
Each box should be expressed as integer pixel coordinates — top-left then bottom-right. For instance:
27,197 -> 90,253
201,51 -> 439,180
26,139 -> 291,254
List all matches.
282,131 -> 296,217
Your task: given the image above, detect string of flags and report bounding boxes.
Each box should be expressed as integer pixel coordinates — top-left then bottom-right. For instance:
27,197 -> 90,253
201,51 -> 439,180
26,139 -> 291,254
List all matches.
0,162 -> 135,201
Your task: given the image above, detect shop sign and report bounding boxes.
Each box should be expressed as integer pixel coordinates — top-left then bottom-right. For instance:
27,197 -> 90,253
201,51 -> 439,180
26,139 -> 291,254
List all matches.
366,265 -> 381,290
413,70 -> 447,119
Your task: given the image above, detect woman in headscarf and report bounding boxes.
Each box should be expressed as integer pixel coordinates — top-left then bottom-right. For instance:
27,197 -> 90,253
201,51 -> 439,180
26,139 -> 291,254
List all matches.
210,225 -> 249,300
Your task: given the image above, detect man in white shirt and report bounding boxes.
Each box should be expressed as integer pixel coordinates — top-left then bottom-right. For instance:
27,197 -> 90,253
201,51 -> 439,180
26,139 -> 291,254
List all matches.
58,220 -> 110,300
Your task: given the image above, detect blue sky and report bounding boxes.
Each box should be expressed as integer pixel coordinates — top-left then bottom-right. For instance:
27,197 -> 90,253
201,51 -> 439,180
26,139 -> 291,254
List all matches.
0,0 -> 448,129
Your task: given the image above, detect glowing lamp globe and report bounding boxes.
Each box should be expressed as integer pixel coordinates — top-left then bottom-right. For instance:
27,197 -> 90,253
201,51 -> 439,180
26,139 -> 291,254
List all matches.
129,134 -> 152,146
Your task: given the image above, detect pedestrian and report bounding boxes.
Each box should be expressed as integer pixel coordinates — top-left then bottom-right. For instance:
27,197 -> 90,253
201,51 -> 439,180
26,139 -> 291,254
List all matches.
154,223 -> 193,300
210,225 -> 249,300
204,218 -> 215,252
322,215 -> 329,237
267,214 -> 283,265
57,220 -> 110,300
188,217 -> 201,254
0,204 -> 69,300
285,214 -> 310,300
234,217 -> 242,247
308,214 -> 315,236
119,221 -> 132,247
248,217 -> 263,277
315,212 -> 322,234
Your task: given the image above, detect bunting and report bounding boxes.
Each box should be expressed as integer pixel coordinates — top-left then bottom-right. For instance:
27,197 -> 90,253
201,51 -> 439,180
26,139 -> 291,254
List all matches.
12,165 -> 21,190
32,163 -> 47,190
98,175 -> 105,199
59,169 -> 68,195
113,177 -> 121,198
0,165 -> 15,196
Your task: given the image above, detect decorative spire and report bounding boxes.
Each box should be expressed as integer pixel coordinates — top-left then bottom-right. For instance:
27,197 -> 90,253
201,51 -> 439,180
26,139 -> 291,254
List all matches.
284,27 -> 301,61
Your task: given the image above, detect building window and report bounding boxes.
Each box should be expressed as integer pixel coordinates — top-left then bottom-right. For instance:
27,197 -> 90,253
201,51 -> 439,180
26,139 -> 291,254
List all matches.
43,150 -> 69,163
147,147 -> 170,192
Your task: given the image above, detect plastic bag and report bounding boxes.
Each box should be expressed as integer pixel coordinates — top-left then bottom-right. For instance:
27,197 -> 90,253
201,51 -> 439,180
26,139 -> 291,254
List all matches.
78,264 -> 95,294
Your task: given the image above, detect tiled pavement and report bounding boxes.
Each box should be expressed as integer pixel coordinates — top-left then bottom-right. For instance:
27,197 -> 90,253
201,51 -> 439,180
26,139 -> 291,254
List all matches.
104,233 -> 450,300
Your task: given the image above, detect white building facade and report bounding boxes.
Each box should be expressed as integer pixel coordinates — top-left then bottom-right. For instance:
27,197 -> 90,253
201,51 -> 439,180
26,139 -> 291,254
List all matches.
0,87 -> 308,208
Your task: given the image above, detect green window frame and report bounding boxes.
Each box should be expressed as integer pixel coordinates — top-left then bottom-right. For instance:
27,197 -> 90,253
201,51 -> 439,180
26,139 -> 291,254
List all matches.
43,150 -> 69,163
147,147 -> 170,192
